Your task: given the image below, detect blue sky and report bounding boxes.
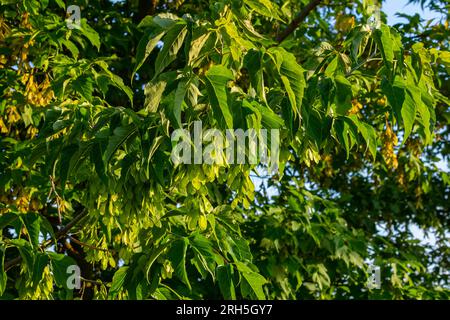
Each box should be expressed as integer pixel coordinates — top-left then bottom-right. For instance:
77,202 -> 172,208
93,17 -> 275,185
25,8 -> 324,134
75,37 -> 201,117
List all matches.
383,0 -> 445,25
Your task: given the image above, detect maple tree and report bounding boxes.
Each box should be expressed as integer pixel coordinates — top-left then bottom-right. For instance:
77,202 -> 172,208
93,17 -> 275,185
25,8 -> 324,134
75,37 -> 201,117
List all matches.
0,0 -> 449,299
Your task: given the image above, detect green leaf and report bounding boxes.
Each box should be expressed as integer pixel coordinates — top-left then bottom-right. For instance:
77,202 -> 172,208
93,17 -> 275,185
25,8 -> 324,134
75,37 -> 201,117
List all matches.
205,65 -> 234,128
0,248 -> 7,296
94,68 -> 134,105
48,252 -> 77,288
59,143 -> 79,191
269,47 -> 306,119
146,242 -> 171,283
311,264 -> 331,290
144,80 -> 167,113
0,212 -> 18,229
173,79 -> 188,128
373,24 -> 403,78
39,217 -> 56,242
252,102 -> 285,129
188,32 -> 211,65
53,0 -> 65,9
347,115 -> 377,160
138,13 -> 180,30
148,136 -> 164,166
133,31 -> 165,79
109,74 -> 134,106
22,0 -> 40,14
104,125 -> 137,164
303,106 -> 329,145
401,90 -> 418,142
244,49 -> 265,102
224,23 -> 254,50
217,264 -> 236,299
96,74 -> 110,96
230,237 -> 253,262
334,75 -> 353,115
334,118 -> 357,158
40,0 -> 49,9
110,266 -> 129,296
10,239 -> 34,272
21,213 -> 41,248
375,25 -> 395,65
168,238 -> 191,290
72,75 -> 94,101
415,88 -> 432,143
61,39 -> 79,58
381,78 -> 417,142
242,272 -> 266,299
236,262 -> 266,300
244,0 -> 283,21
32,253 -> 49,287
154,22 -> 187,76
382,78 -> 405,124
189,233 -> 222,279
90,142 -> 108,185
79,19 -> 100,50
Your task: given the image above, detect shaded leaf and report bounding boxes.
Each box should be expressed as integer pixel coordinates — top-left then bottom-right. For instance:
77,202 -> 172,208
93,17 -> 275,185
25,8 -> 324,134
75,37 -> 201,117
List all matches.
168,238 -> 191,290
154,22 -> 187,76
205,65 -> 234,128
133,31 -> 165,79
217,264 -> 236,299
104,125 -> 137,164
48,252 -> 78,288
110,266 -> 129,296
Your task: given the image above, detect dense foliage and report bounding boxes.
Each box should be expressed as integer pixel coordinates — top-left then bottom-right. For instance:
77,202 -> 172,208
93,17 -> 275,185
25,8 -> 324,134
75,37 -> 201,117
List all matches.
0,0 -> 449,300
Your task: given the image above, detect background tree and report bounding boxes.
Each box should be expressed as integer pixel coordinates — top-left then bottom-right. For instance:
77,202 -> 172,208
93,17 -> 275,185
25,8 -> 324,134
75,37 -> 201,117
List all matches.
0,0 -> 448,299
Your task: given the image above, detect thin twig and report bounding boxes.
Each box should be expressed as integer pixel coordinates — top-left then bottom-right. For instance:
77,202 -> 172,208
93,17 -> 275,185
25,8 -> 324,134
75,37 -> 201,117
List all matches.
80,276 -> 105,285
49,175 -> 62,224
346,49 -> 380,76
4,209 -> 88,271
68,236 -> 116,253
276,0 -> 323,43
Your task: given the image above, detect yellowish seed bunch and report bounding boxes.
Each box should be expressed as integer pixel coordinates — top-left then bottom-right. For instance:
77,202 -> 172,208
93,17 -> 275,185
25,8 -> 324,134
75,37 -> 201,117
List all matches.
382,119 -> 399,170
377,97 -> 386,107
16,193 -> 30,213
335,14 -> 356,34
161,260 -> 174,279
0,16 -> 10,67
322,154 -> 334,177
0,15 -> 11,42
0,117 -> 9,134
11,12 -> 34,70
23,38 -> 35,49
415,186 -> 423,209
6,106 -> 21,124
397,170 -> 405,187
22,73 -> 55,106
14,36 -> 34,67
0,194 -> 9,214
26,125 -> 39,138
21,12 -> 32,30
348,99 -> 363,115
0,55 -> 7,68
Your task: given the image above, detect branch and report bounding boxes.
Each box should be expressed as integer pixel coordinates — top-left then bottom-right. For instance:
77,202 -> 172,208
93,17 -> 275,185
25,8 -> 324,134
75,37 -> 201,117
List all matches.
136,0 -> 159,22
276,0 -> 323,43
57,209 -> 88,238
68,236 -> 115,253
4,256 -> 21,271
4,209 -> 88,271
